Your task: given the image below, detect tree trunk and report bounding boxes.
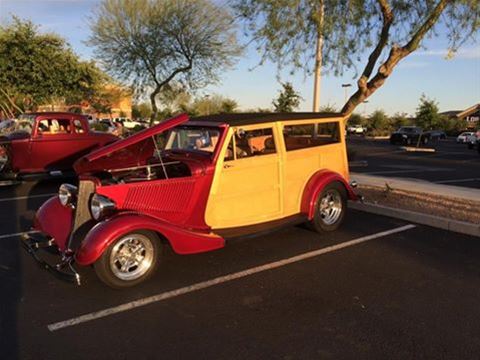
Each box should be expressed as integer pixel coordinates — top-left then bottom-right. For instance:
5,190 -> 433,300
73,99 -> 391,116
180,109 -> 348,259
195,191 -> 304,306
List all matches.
312,0 -> 324,112
149,86 -> 161,126
341,0 -> 448,118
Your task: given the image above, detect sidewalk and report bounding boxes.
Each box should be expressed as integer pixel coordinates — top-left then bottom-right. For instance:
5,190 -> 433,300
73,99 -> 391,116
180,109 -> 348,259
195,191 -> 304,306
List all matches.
350,173 -> 480,203
349,172 -> 480,237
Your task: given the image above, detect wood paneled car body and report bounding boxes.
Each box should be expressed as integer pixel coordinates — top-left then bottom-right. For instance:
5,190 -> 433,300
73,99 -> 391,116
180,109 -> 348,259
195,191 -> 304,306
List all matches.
23,113 -> 358,288
0,112 -> 118,180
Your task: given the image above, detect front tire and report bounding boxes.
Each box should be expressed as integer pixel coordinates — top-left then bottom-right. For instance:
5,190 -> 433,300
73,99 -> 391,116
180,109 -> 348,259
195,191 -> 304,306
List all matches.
309,182 -> 347,233
94,231 -> 162,289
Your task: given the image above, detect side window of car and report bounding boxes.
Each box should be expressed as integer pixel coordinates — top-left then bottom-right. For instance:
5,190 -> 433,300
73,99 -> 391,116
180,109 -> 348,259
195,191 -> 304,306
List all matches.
73,119 -> 85,133
225,127 -> 277,161
283,122 -> 340,151
38,119 -> 71,134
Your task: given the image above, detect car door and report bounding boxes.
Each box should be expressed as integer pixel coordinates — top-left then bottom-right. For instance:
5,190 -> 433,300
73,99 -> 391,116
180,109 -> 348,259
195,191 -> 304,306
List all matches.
205,125 -> 283,229
30,115 -> 89,171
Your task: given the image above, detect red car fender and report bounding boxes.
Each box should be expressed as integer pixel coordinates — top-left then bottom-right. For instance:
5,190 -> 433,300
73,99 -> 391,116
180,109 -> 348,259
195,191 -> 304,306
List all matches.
301,170 -> 358,220
75,212 -> 225,266
33,196 -> 73,252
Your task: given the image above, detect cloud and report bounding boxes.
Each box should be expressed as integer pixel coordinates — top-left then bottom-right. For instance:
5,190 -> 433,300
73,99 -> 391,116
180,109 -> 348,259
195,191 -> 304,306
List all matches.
415,46 -> 480,60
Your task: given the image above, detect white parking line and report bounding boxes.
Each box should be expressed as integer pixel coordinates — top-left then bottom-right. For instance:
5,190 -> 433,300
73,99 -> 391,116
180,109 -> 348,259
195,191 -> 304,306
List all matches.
47,224 -> 416,332
0,193 -> 56,203
0,231 -> 32,240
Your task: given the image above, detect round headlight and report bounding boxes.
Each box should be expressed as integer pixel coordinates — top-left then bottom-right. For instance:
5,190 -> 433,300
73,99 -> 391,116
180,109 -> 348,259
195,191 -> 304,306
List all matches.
90,194 -> 116,220
58,184 -> 77,207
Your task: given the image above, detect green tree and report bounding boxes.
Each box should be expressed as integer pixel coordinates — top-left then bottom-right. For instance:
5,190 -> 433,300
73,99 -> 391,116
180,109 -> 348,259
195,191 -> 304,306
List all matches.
232,0 -> 479,116
415,95 -> 441,130
189,94 -> 238,116
220,99 -> 238,114
272,83 -> 302,112
348,113 -> 365,125
0,17 -> 108,116
369,110 -> 390,130
132,103 -> 153,120
318,104 -> 338,113
390,112 -> 411,129
89,0 -> 242,125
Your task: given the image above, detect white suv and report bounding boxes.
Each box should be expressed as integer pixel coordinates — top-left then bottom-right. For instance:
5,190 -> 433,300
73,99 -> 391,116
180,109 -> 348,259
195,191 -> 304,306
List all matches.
347,124 -> 367,135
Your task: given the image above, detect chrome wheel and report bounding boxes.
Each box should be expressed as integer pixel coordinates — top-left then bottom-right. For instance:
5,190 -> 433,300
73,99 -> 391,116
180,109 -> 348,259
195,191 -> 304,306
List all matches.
319,190 -> 343,225
109,234 -> 154,281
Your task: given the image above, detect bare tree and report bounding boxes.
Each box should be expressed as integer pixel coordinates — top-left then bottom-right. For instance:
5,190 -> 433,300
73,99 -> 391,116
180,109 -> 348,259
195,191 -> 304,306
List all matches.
232,0 -> 479,116
89,0 -> 242,124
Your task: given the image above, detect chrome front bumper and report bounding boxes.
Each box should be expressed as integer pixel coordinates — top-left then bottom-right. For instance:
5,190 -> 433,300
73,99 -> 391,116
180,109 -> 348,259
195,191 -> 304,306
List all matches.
21,232 -> 81,285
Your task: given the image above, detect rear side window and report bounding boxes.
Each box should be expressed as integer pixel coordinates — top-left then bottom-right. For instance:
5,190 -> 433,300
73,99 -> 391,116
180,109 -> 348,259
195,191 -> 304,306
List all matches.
73,119 -> 85,133
283,122 -> 340,151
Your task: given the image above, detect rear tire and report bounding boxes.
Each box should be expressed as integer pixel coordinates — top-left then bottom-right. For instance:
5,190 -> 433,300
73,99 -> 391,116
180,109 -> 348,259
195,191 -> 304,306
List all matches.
309,182 -> 347,233
94,230 -> 162,289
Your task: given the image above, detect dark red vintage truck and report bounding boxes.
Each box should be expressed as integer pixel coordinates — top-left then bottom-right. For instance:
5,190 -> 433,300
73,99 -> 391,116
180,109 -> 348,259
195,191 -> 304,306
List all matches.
0,112 -> 118,181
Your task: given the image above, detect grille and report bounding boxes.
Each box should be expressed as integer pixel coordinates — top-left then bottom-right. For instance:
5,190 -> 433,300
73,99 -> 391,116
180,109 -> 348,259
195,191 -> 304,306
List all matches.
67,180 -> 95,250
123,179 -> 195,217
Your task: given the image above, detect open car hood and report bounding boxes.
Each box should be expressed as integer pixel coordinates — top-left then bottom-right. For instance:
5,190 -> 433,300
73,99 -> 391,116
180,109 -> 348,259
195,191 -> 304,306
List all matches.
74,113 -> 189,174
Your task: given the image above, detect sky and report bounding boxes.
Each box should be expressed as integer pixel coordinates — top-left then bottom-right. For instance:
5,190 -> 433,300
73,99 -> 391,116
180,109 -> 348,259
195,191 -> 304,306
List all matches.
0,0 -> 479,116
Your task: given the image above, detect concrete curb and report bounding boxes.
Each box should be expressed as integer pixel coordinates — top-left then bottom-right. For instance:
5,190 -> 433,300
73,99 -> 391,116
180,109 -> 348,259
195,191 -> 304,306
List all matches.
364,136 -> 390,140
401,146 -> 436,153
350,173 -> 480,203
349,201 -> 480,238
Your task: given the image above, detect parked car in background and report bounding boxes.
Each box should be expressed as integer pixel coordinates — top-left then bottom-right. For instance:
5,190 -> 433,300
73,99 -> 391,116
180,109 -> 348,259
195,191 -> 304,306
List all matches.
347,124 -> 367,135
23,112 -> 358,288
428,130 -> 447,140
99,118 -> 123,137
114,117 -> 143,130
390,126 -> 430,145
456,132 -> 475,143
86,114 -> 97,124
0,112 -> 118,180
0,119 -> 15,133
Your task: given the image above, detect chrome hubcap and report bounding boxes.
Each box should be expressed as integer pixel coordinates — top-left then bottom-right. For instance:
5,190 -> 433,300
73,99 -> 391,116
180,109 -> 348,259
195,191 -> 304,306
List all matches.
110,234 -> 154,281
319,190 -> 343,225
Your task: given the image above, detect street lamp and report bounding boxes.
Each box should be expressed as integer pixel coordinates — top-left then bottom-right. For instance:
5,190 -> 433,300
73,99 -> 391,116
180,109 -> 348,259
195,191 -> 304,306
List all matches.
341,83 -> 352,103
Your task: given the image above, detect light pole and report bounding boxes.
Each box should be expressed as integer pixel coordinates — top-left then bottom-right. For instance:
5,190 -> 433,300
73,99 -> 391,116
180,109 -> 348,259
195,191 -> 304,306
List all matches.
204,94 -> 210,115
341,83 -> 352,104
363,100 -> 369,116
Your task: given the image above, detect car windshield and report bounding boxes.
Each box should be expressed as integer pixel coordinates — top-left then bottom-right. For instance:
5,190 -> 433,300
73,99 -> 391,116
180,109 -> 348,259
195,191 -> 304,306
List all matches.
1,115 -> 35,135
160,126 -> 221,154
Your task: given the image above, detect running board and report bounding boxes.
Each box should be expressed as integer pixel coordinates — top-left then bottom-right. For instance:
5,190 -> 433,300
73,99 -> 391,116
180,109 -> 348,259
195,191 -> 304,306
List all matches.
215,214 -> 308,240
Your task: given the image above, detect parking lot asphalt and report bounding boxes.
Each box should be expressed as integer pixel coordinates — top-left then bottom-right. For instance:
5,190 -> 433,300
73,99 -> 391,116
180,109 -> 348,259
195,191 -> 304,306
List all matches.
348,136 -> 480,189
1,181 -> 480,359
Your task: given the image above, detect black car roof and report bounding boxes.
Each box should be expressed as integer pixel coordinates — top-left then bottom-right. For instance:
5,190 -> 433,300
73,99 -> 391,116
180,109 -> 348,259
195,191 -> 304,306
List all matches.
190,112 -> 343,126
